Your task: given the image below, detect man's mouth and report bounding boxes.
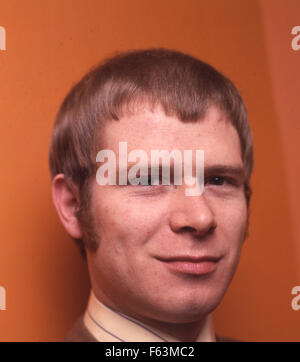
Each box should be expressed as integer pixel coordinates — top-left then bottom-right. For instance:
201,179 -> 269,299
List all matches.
156,255 -> 222,275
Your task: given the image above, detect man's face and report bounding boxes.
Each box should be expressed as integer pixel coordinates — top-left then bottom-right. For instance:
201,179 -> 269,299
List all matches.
86,104 -> 247,324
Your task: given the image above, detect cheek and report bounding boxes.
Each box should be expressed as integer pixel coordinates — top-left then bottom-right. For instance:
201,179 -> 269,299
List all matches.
216,198 -> 248,247
93,190 -> 164,250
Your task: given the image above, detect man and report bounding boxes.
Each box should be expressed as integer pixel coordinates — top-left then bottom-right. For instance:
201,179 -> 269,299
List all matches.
49,48 -> 253,342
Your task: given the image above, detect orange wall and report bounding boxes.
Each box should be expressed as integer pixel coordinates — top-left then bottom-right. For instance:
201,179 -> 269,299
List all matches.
0,0 -> 299,341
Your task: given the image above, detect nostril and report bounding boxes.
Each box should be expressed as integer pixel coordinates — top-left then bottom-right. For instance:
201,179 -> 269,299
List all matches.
181,226 -> 196,233
180,224 -> 216,237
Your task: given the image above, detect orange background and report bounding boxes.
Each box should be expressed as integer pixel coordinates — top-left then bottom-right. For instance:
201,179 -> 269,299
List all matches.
0,0 -> 299,341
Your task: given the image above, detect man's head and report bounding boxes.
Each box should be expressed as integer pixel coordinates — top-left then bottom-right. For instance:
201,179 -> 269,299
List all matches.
49,48 -> 253,325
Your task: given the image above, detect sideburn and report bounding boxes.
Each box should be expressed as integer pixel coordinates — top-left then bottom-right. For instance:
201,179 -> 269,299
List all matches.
75,179 -> 100,259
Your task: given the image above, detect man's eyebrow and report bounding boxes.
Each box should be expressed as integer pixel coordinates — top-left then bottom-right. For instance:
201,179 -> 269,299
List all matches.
204,165 -> 245,178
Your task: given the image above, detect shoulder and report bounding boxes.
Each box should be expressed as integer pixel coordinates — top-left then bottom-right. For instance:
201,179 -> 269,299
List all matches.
64,316 -> 98,342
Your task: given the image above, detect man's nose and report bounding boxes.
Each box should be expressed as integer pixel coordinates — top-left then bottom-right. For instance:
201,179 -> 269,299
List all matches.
169,190 -> 217,238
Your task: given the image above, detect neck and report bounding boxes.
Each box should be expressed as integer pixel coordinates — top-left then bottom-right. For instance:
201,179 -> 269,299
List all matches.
90,288 -> 215,342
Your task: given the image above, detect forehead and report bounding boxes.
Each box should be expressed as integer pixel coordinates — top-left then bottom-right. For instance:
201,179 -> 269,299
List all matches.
99,105 -> 243,166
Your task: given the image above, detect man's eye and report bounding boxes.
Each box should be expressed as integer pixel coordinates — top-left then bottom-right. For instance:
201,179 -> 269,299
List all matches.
127,175 -> 160,186
142,175 -> 167,186
206,176 -> 230,186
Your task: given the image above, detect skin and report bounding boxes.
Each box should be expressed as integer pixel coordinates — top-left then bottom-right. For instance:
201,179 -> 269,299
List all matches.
52,104 -> 248,341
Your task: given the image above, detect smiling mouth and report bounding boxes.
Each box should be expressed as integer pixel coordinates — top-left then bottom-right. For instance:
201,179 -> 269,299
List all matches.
156,256 -> 222,275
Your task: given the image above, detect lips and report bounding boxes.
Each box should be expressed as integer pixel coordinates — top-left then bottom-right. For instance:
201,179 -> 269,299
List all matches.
156,255 -> 221,275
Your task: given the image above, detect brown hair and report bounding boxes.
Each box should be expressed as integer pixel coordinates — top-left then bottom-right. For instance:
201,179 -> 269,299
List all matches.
49,48 -> 253,254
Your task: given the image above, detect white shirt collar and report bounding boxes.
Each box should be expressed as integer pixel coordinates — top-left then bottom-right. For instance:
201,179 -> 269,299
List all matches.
83,290 -> 216,342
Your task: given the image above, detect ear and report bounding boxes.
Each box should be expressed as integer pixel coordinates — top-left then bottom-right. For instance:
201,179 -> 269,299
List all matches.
51,174 -> 83,239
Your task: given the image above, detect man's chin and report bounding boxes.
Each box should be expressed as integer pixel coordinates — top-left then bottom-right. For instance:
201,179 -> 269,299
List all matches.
141,296 -> 222,324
